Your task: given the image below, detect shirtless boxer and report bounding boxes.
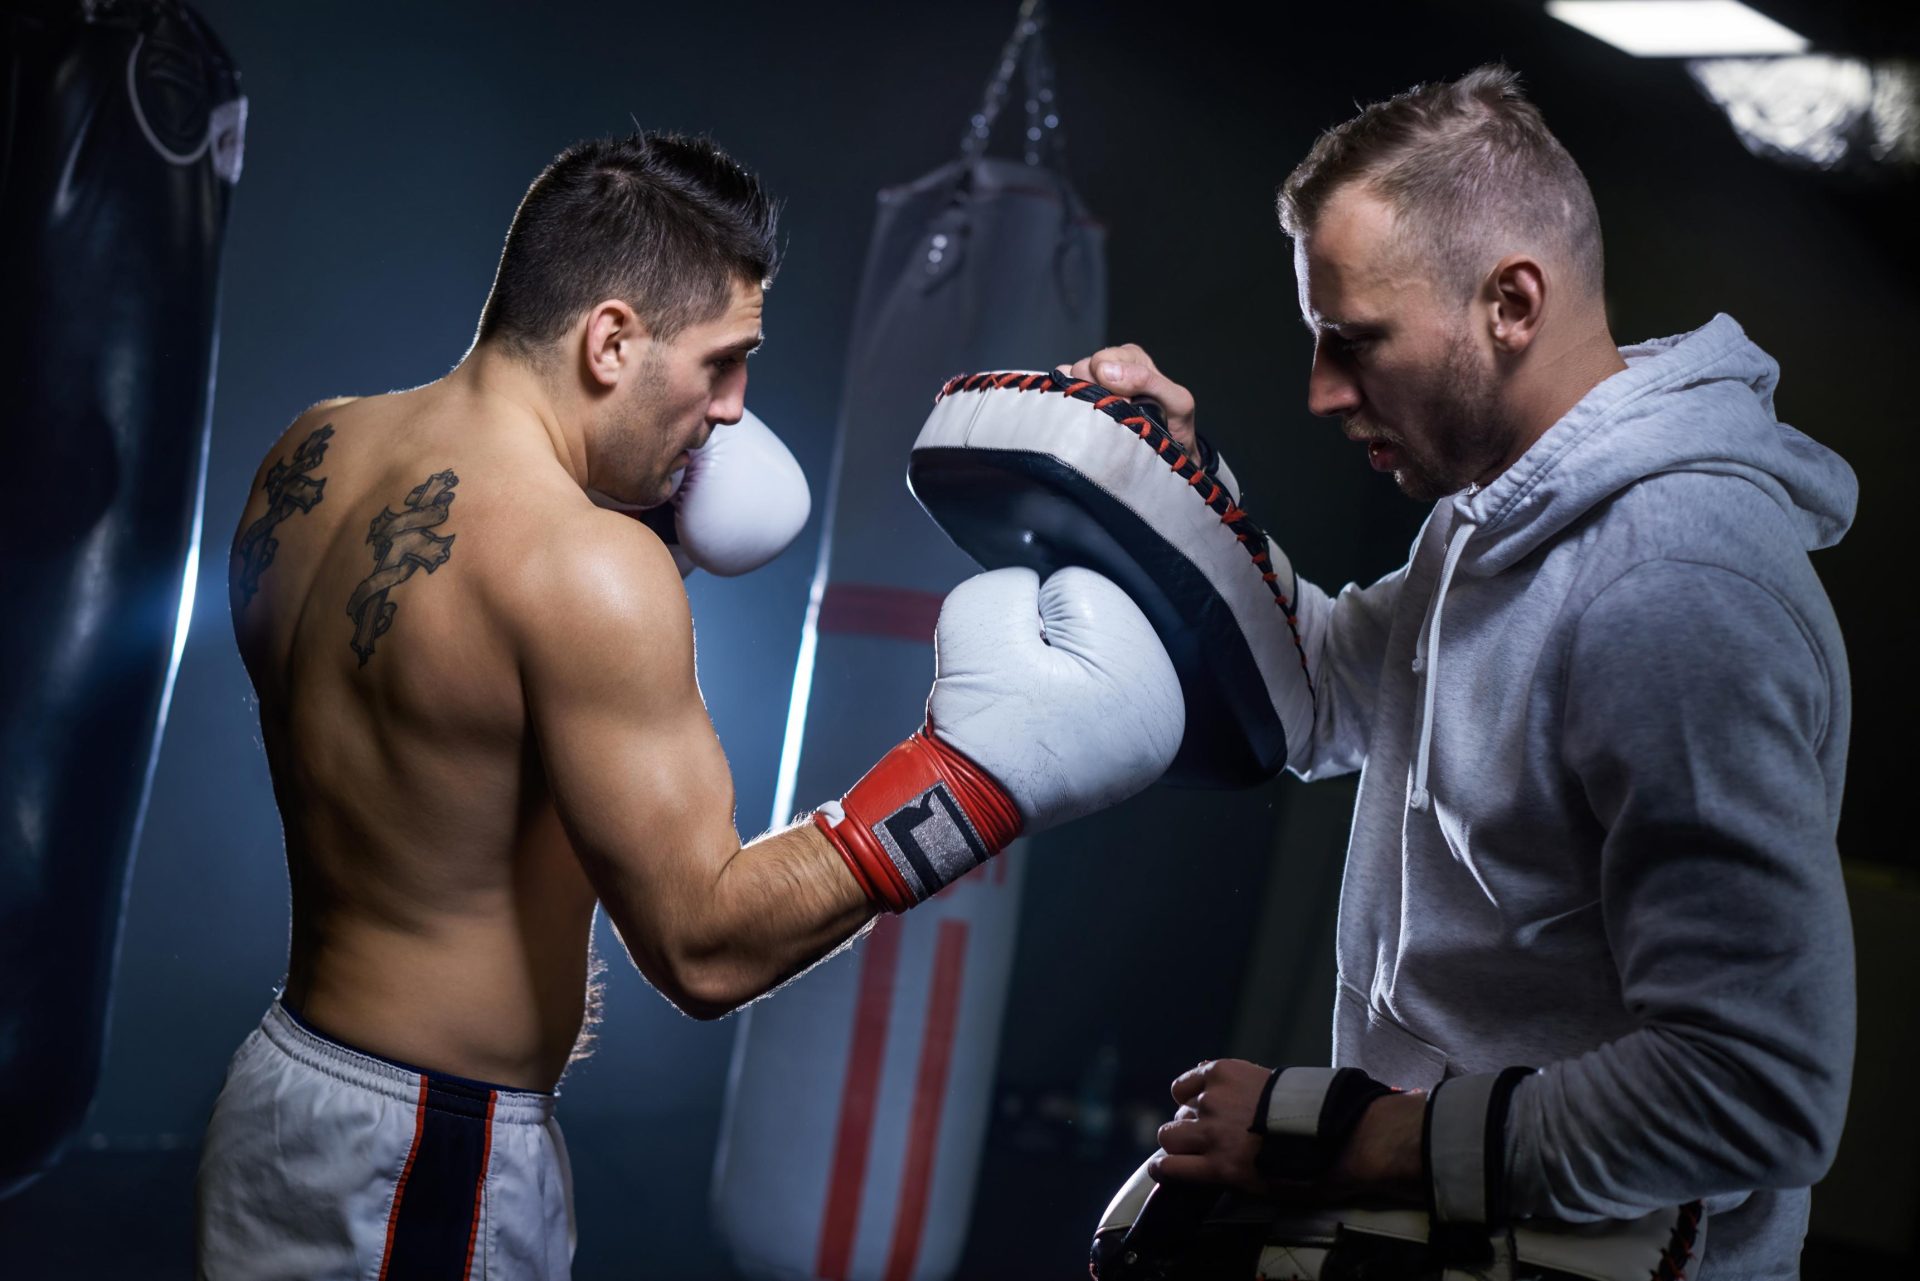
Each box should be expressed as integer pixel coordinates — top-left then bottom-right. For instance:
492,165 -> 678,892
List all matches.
196,132 -> 1183,1279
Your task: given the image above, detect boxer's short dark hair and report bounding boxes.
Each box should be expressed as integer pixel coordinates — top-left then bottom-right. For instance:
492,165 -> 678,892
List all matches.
478,131 -> 779,355
1278,64 -> 1604,301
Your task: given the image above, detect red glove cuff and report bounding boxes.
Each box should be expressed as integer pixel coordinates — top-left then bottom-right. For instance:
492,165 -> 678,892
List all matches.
815,725 -> 1022,912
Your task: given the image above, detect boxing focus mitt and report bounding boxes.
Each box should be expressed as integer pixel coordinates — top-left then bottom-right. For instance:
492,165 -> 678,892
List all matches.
590,407 -> 810,577
908,370 -> 1322,788
1092,1067 -> 1704,1281
816,567 -> 1183,912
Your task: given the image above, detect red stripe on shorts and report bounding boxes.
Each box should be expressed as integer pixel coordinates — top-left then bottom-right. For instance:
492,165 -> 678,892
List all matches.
376,1075 -> 431,1281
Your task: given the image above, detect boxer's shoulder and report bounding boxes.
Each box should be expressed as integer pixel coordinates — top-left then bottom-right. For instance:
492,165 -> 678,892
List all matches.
234,396 -> 354,499
493,488 -> 694,677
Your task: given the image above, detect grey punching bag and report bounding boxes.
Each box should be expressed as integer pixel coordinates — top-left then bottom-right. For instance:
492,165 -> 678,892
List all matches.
0,0 -> 243,1196
710,6 -> 1105,1278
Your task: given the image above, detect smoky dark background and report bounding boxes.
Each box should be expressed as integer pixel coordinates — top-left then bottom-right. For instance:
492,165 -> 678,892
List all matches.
2,0 -> 1913,1275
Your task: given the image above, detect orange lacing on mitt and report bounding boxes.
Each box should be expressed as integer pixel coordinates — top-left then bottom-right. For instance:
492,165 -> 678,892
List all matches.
934,369 -> 1314,704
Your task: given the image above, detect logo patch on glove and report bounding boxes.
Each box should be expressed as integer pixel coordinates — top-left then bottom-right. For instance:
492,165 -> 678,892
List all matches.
874,784 -> 991,899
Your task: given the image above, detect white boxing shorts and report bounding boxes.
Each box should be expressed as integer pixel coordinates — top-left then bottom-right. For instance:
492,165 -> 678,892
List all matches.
196,1001 -> 574,1280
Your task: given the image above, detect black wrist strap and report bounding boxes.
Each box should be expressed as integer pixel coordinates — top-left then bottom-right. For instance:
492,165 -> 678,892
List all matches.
1422,1065 -> 1535,1260
1251,1065 -> 1393,1182
1250,1065 -> 1282,1137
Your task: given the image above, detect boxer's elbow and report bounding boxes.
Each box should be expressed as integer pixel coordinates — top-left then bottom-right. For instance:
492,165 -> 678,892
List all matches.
598,901 -> 754,1021
657,952 -> 759,1021
624,950 -> 749,1021
651,917 -> 765,1021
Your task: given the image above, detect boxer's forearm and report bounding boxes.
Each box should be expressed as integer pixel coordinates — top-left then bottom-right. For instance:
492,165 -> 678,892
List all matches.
657,820 -> 875,1019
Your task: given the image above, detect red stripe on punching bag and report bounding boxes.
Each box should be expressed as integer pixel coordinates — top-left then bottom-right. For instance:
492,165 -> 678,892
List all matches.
816,915 -> 906,1280
818,584 -> 945,644
882,920 -> 971,1281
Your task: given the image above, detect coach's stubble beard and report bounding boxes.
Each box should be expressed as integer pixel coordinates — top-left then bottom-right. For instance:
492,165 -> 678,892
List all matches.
1390,330 -> 1519,503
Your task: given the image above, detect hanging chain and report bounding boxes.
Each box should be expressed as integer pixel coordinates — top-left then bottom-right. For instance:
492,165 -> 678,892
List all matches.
961,0 -> 1066,167
1020,14 -> 1065,167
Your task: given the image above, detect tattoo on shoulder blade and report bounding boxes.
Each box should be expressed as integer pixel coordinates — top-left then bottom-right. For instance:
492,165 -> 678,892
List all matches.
345,469 -> 459,666
234,424 -> 334,606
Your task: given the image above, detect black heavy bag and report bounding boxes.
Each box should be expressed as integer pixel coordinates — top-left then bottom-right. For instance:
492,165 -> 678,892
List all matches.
0,0 -> 243,1197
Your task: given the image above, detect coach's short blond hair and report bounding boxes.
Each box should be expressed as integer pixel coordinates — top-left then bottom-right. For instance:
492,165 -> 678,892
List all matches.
1278,65 -> 1604,301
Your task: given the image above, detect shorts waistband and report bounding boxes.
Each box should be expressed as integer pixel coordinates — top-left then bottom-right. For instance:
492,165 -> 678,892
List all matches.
260,1000 -> 557,1126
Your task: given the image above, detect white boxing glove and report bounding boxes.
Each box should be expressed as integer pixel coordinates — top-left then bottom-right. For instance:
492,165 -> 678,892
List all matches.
672,408 -> 810,575
815,566 -> 1184,910
589,408 -> 810,577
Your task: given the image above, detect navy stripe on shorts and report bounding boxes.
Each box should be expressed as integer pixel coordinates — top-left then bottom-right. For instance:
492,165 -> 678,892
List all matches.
277,1002 -> 511,1280
381,1074 -> 497,1280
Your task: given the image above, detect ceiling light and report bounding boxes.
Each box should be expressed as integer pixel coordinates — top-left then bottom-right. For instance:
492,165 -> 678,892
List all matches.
1690,56 -> 1920,171
1547,1 -> 1810,58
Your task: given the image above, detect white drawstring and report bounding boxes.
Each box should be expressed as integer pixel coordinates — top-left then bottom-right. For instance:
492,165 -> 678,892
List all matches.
1410,521 -> 1474,812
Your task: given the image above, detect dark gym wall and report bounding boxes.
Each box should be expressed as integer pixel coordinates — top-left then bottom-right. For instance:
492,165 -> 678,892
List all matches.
2,1 -> 1909,1276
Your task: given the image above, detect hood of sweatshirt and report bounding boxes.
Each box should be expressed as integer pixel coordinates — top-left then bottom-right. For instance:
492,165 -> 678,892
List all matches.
1403,313 -> 1857,811
1451,312 -> 1856,574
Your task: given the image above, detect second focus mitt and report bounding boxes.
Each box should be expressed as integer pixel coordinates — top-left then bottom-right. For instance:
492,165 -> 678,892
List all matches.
1091,1067 -> 1704,1281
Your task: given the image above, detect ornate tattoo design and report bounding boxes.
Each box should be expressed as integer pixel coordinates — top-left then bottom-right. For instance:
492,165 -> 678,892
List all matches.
233,424 -> 334,606
346,469 -> 459,666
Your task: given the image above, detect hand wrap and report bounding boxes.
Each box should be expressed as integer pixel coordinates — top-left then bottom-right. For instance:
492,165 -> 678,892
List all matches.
815,727 -> 1021,912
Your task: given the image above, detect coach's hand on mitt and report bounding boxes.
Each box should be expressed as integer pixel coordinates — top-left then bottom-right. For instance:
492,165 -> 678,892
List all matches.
1056,343 -> 1198,455
1152,1059 -> 1425,1204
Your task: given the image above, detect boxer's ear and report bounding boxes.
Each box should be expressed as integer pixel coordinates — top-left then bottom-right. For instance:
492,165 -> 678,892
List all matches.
581,299 -> 649,388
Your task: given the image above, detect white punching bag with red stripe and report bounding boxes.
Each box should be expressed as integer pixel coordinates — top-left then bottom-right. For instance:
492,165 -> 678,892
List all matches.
715,859 -> 1026,1281
710,39 -> 1106,1280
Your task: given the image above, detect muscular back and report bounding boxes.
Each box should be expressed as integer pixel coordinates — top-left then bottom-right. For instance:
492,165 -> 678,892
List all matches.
228,387 -> 617,1089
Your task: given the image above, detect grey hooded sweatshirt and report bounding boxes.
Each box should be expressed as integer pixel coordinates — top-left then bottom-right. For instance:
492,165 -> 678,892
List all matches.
1286,314 -> 1857,1276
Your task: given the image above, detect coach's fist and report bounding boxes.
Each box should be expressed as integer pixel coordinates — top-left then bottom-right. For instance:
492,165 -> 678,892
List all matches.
1151,1058 -> 1273,1195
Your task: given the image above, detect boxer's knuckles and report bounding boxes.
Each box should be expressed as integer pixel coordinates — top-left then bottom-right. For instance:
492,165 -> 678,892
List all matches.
930,566 -> 1183,831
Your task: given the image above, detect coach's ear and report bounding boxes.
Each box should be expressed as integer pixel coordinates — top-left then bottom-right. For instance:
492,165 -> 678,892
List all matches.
1484,254 -> 1546,356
